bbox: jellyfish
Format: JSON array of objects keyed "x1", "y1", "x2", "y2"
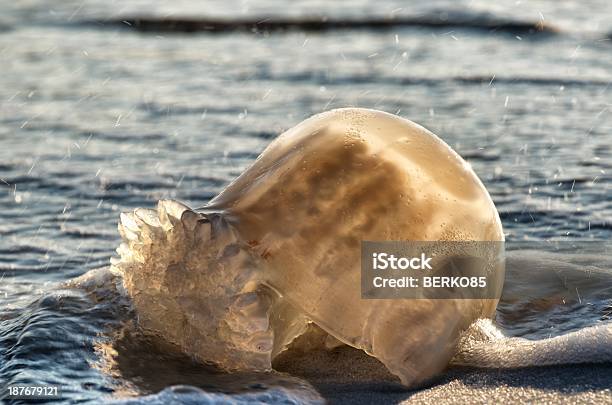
[{"x1": 110, "y1": 108, "x2": 504, "y2": 387}]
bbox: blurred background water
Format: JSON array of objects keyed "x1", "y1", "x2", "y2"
[{"x1": 0, "y1": 0, "x2": 611, "y2": 403}]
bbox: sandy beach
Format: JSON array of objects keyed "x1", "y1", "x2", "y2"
[{"x1": 275, "y1": 344, "x2": 612, "y2": 404}]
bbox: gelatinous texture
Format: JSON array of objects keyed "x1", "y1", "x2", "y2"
[{"x1": 111, "y1": 108, "x2": 504, "y2": 387}]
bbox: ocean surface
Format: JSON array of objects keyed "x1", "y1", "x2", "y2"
[{"x1": 1, "y1": 0, "x2": 611, "y2": 403}]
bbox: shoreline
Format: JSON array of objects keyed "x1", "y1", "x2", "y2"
[{"x1": 275, "y1": 345, "x2": 612, "y2": 404}]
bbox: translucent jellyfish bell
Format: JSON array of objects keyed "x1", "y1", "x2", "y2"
[{"x1": 112, "y1": 108, "x2": 504, "y2": 387}]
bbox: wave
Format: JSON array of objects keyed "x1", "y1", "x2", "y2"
[
  {"x1": 85, "y1": 15, "x2": 557, "y2": 36},
  {"x1": 107, "y1": 385, "x2": 323, "y2": 405},
  {"x1": 245, "y1": 71, "x2": 612, "y2": 88}
]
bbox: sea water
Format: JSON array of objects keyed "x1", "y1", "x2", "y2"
[{"x1": 1, "y1": 0, "x2": 611, "y2": 402}]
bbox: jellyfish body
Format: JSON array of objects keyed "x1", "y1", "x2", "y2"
[{"x1": 112, "y1": 108, "x2": 504, "y2": 387}]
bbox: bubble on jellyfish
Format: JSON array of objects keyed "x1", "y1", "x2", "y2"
[{"x1": 109, "y1": 108, "x2": 504, "y2": 387}]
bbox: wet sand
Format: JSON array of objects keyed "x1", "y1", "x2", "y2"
[{"x1": 275, "y1": 345, "x2": 612, "y2": 404}]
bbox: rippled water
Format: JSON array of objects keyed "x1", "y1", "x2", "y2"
[{"x1": 1, "y1": 0, "x2": 611, "y2": 402}]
